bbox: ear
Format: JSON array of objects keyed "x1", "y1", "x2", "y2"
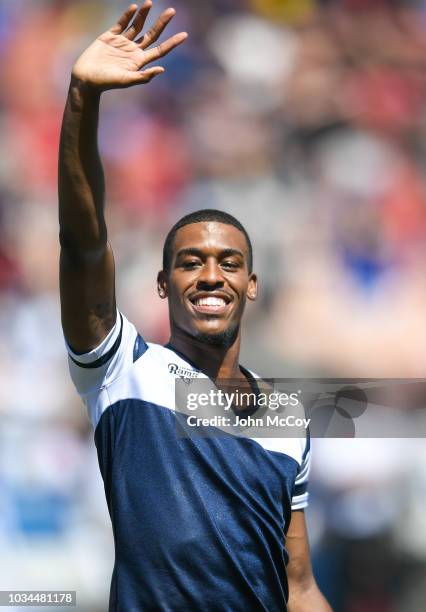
[
  {"x1": 247, "y1": 273, "x2": 258, "y2": 301},
  {"x1": 157, "y1": 270, "x2": 168, "y2": 299}
]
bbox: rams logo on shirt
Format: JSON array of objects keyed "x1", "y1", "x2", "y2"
[{"x1": 168, "y1": 363, "x2": 199, "y2": 385}]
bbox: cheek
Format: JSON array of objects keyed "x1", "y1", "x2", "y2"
[
  {"x1": 233, "y1": 280, "x2": 249, "y2": 299},
  {"x1": 168, "y1": 285, "x2": 190, "y2": 313},
  {"x1": 167, "y1": 278, "x2": 185, "y2": 298},
  {"x1": 237, "y1": 295, "x2": 247, "y2": 311},
  {"x1": 170, "y1": 273, "x2": 197, "y2": 294}
]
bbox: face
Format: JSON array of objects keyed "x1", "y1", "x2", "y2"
[{"x1": 158, "y1": 222, "x2": 257, "y2": 346}]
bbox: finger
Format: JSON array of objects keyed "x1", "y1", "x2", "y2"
[
  {"x1": 139, "y1": 7, "x2": 175, "y2": 50},
  {"x1": 142, "y1": 31, "x2": 188, "y2": 64},
  {"x1": 110, "y1": 4, "x2": 138, "y2": 34},
  {"x1": 123, "y1": 0, "x2": 152, "y2": 40},
  {"x1": 135, "y1": 66, "x2": 165, "y2": 82}
]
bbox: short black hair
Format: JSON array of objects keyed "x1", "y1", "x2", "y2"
[{"x1": 162, "y1": 209, "x2": 253, "y2": 274}]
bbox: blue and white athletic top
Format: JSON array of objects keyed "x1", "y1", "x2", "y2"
[{"x1": 66, "y1": 312, "x2": 310, "y2": 612}]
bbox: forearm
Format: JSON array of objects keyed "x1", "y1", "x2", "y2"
[
  {"x1": 58, "y1": 78, "x2": 106, "y2": 254},
  {"x1": 288, "y1": 581, "x2": 332, "y2": 612},
  {"x1": 57, "y1": 3, "x2": 186, "y2": 351},
  {"x1": 58, "y1": 3, "x2": 186, "y2": 255}
]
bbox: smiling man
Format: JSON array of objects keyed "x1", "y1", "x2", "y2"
[
  {"x1": 58, "y1": 3, "x2": 331, "y2": 611},
  {"x1": 159, "y1": 214, "x2": 257, "y2": 358}
]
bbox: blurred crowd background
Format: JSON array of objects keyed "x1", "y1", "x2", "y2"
[{"x1": 1, "y1": 0, "x2": 426, "y2": 610}]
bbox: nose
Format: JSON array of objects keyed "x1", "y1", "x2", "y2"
[{"x1": 196, "y1": 257, "x2": 224, "y2": 290}]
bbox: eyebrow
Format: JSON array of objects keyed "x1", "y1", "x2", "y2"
[{"x1": 175, "y1": 247, "x2": 245, "y2": 260}]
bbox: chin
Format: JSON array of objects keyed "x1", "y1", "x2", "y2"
[{"x1": 193, "y1": 325, "x2": 238, "y2": 347}]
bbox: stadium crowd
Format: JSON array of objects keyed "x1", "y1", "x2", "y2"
[{"x1": 1, "y1": 0, "x2": 426, "y2": 609}]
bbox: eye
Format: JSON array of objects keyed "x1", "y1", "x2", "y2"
[
  {"x1": 182, "y1": 260, "x2": 202, "y2": 270},
  {"x1": 221, "y1": 260, "x2": 239, "y2": 270}
]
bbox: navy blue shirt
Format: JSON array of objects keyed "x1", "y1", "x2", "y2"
[{"x1": 67, "y1": 312, "x2": 310, "y2": 612}]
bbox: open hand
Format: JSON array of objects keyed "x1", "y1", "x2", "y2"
[{"x1": 72, "y1": 2, "x2": 187, "y2": 90}]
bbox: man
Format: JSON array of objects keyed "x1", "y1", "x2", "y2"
[{"x1": 59, "y1": 3, "x2": 331, "y2": 610}]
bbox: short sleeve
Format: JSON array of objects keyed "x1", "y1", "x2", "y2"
[
  {"x1": 291, "y1": 434, "x2": 311, "y2": 511},
  {"x1": 65, "y1": 310, "x2": 147, "y2": 396}
]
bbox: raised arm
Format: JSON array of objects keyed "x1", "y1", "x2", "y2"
[{"x1": 58, "y1": 2, "x2": 187, "y2": 352}]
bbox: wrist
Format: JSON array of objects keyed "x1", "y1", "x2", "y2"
[
  {"x1": 70, "y1": 74, "x2": 101, "y2": 95},
  {"x1": 68, "y1": 76, "x2": 101, "y2": 109}
]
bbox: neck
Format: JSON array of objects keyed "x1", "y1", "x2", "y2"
[{"x1": 168, "y1": 326, "x2": 243, "y2": 381}]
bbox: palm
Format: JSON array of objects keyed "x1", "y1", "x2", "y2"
[
  {"x1": 74, "y1": 34, "x2": 147, "y2": 88},
  {"x1": 72, "y1": 2, "x2": 187, "y2": 90}
]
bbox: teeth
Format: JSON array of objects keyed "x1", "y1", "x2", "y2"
[{"x1": 195, "y1": 297, "x2": 226, "y2": 307}]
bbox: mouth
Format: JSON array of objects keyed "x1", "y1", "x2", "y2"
[{"x1": 189, "y1": 294, "x2": 232, "y2": 316}]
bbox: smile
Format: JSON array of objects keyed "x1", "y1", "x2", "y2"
[{"x1": 190, "y1": 295, "x2": 231, "y2": 315}]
